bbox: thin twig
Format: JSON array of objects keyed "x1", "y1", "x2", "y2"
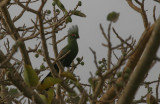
[{"x1": 153, "y1": 6, "x2": 156, "y2": 22}]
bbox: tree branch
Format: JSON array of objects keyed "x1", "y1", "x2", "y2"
[
  {"x1": 97, "y1": 23, "x2": 155, "y2": 104},
  {"x1": 117, "y1": 17, "x2": 160, "y2": 104}
]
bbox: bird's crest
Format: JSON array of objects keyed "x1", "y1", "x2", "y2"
[{"x1": 68, "y1": 25, "x2": 79, "y2": 36}]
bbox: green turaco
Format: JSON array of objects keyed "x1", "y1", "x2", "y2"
[{"x1": 45, "y1": 25, "x2": 79, "y2": 78}]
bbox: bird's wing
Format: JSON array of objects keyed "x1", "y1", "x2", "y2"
[{"x1": 57, "y1": 45, "x2": 71, "y2": 60}]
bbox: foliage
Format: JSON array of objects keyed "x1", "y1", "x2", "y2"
[
  {"x1": 24, "y1": 64, "x2": 39, "y2": 87},
  {"x1": 107, "y1": 11, "x2": 119, "y2": 23}
]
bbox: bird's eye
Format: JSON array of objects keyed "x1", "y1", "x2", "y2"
[{"x1": 71, "y1": 34, "x2": 76, "y2": 37}]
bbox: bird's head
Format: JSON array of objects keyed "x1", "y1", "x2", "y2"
[{"x1": 68, "y1": 25, "x2": 79, "y2": 40}]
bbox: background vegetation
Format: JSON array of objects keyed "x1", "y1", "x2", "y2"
[{"x1": 0, "y1": 0, "x2": 160, "y2": 104}]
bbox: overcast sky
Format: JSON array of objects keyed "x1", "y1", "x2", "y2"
[{"x1": 0, "y1": 0, "x2": 160, "y2": 101}]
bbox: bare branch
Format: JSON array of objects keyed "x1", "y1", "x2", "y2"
[
  {"x1": 14, "y1": 0, "x2": 38, "y2": 14},
  {"x1": 117, "y1": 17, "x2": 160, "y2": 104},
  {"x1": 153, "y1": 6, "x2": 156, "y2": 22}
]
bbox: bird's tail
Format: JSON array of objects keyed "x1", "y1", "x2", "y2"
[{"x1": 41, "y1": 64, "x2": 59, "y2": 83}]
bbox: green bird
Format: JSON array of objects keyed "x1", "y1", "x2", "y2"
[{"x1": 44, "y1": 25, "x2": 79, "y2": 79}]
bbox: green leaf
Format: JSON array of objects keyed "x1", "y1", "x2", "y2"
[
  {"x1": 35, "y1": 54, "x2": 39, "y2": 58},
  {"x1": 39, "y1": 94, "x2": 48, "y2": 104},
  {"x1": 40, "y1": 64, "x2": 45, "y2": 70},
  {"x1": 80, "y1": 61, "x2": 84, "y2": 66},
  {"x1": 65, "y1": 11, "x2": 72, "y2": 23},
  {"x1": 71, "y1": 10, "x2": 86, "y2": 17},
  {"x1": 38, "y1": 49, "x2": 42, "y2": 53},
  {"x1": 60, "y1": 72, "x2": 77, "y2": 81},
  {"x1": 0, "y1": 34, "x2": 4, "y2": 40},
  {"x1": 53, "y1": 0, "x2": 73, "y2": 23},
  {"x1": 46, "y1": 10, "x2": 51, "y2": 14},
  {"x1": 23, "y1": 64, "x2": 39, "y2": 87},
  {"x1": 74, "y1": 80, "x2": 81, "y2": 88},
  {"x1": 66, "y1": 16, "x2": 72, "y2": 23},
  {"x1": 78, "y1": 1, "x2": 82, "y2": 6},
  {"x1": 54, "y1": 0, "x2": 67, "y2": 13},
  {"x1": 76, "y1": 57, "x2": 81, "y2": 62},
  {"x1": 146, "y1": 93, "x2": 158, "y2": 104},
  {"x1": 117, "y1": 72, "x2": 122, "y2": 78},
  {"x1": 38, "y1": 77, "x2": 62, "y2": 90},
  {"x1": 107, "y1": 11, "x2": 120, "y2": 23},
  {"x1": 47, "y1": 88, "x2": 54, "y2": 104},
  {"x1": 88, "y1": 77, "x2": 92, "y2": 85},
  {"x1": 8, "y1": 88, "x2": 21, "y2": 98}
]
